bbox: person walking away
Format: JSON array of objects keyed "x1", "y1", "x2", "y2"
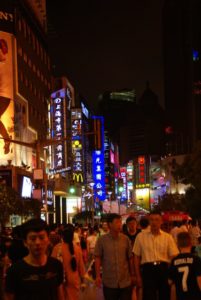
[
  {"x1": 80, "y1": 229, "x2": 88, "y2": 265},
  {"x1": 139, "y1": 217, "x2": 149, "y2": 232},
  {"x1": 94, "y1": 213, "x2": 134, "y2": 300},
  {"x1": 168, "y1": 232, "x2": 201, "y2": 300},
  {"x1": 4, "y1": 218, "x2": 64, "y2": 300},
  {"x1": 133, "y1": 210, "x2": 179, "y2": 300},
  {"x1": 87, "y1": 228, "x2": 98, "y2": 264},
  {"x1": 52, "y1": 224, "x2": 85, "y2": 300}
]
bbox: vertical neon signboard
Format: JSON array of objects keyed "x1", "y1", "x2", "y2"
[
  {"x1": 50, "y1": 88, "x2": 70, "y2": 171},
  {"x1": 51, "y1": 91, "x2": 65, "y2": 170},
  {"x1": 120, "y1": 167, "x2": 127, "y2": 201},
  {"x1": 92, "y1": 116, "x2": 106, "y2": 201},
  {"x1": 71, "y1": 109, "x2": 83, "y2": 183}
]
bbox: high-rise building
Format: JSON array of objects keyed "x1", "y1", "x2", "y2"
[
  {"x1": 163, "y1": 0, "x2": 201, "y2": 154},
  {"x1": 0, "y1": 0, "x2": 52, "y2": 224},
  {"x1": 98, "y1": 86, "x2": 166, "y2": 164},
  {"x1": 0, "y1": 0, "x2": 51, "y2": 168}
]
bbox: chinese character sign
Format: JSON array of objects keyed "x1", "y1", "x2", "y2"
[
  {"x1": 50, "y1": 89, "x2": 69, "y2": 170},
  {"x1": 137, "y1": 156, "x2": 147, "y2": 184},
  {"x1": 92, "y1": 116, "x2": 105, "y2": 201},
  {"x1": 120, "y1": 167, "x2": 127, "y2": 201},
  {"x1": 71, "y1": 109, "x2": 83, "y2": 182}
]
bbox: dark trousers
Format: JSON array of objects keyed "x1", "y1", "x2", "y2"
[
  {"x1": 141, "y1": 263, "x2": 170, "y2": 300},
  {"x1": 103, "y1": 285, "x2": 133, "y2": 300}
]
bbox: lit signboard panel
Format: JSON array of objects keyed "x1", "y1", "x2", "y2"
[
  {"x1": 120, "y1": 167, "x2": 127, "y2": 201},
  {"x1": 50, "y1": 88, "x2": 70, "y2": 172},
  {"x1": 92, "y1": 116, "x2": 106, "y2": 201},
  {"x1": 134, "y1": 156, "x2": 149, "y2": 186},
  {"x1": 136, "y1": 188, "x2": 150, "y2": 210},
  {"x1": 0, "y1": 31, "x2": 14, "y2": 162},
  {"x1": 71, "y1": 109, "x2": 83, "y2": 183}
]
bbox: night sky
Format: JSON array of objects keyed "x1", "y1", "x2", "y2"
[{"x1": 47, "y1": 0, "x2": 165, "y2": 111}]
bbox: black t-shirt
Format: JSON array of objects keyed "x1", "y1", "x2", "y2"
[
  {"x1": 126, "y1": 229, "x2": 141, "y2": 247},
  {"x1": 168, "y1": 253, "x2": 201, "y2": 300},
  {"x1": 80, "y1": 236, "x2": 87, "y2": 250},
  {"x1": 5, "y1": 257, "x2": 63, "y2": 300},
  {"x1": 8, "y1": 239, "x2": 29, "y2": 263}
]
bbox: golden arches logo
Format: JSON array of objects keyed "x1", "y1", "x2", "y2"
[{"x1": 73, "y1": 173, "x2": 83, "y2": 183}]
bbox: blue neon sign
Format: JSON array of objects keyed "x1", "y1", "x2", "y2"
[{"x1": 92, "y1": 116, "x2": 106, "y2": 201}]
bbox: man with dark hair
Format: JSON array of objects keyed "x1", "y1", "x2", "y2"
[
  {"x1": 168, "y1": 232, "x2": 201, "y2": 300},
  {"x1": 4, "y1": 218, "x2": 64, "y2": 300},
  {"x1": 125, "y1": 216, "x2": 140, "y2": 247},
  {"x1": 139, "y1": 217, "x2": 149, "y2": 231},
  {"x1": 133, "y1": 211, "x2": 178, "y2": 300},
  {"x1": 94, "y1": 213, "x2": 134, "y2": 300}
]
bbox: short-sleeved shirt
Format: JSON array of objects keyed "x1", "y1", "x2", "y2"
[
  {"x1": 94, "y1": 232, "x2": 132, "y2": 288},
  {"x1": 5, "y1": 257, "x2": 63, "y2": 300},
  {"x1": 168, "y1": 253, "x2": 201, "y2": 300},
  {"x1": 133, "y1": 229, "x2": 179, "y2": 264}
]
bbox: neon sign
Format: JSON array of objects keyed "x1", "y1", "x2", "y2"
[
  {"x1": 51, "y1": 90, "x2": 65, "y2": 170},
  {"x1": 138, "y1": 156, "x2": 146, "y2": 184},
  {"x1": 71, "y1": 109, "x2": 83, "y2": 182},
  {"x1": 73, "y1": 173, "x2": 83, "y2": 183},
  {"x1": 120, "y1": 167, "x2": 127, "y2": 201},
  {"x1": 92, "y1": 116, "x2": 105, "y2": 201}
]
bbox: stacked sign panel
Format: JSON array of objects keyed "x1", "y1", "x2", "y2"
[{"x1": 92, "y1": 116, "x2": 106, "y2": 201}]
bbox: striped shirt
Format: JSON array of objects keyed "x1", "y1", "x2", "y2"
[{"x1": 133, "y1": 229, "x2": 179, "y2": 264}]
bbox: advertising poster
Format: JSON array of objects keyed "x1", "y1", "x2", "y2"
[
  {"x1": 135, "y1": 188, "x2": 150, "y2": 211},
  {"x1": 0, "y1": 31, "x2": 14, "y2": 160}
]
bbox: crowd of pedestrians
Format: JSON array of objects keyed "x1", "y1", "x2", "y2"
[{"x1": 0, "y1": 212, "x2": 200, "y2": 300}]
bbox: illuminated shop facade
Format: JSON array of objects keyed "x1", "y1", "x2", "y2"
[{"x1": 0, "y1": 0, "x2": 52, "y2": 225}]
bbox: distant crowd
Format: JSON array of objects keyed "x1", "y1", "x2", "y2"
[{"x1": 0, "y1": 212, "x2": 201, "y2": 300}]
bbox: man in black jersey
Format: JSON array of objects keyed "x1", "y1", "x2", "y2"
[
  {"x1": 168, "y1": 232, "x2": 201, "y2": 300},
  {"x1": 4, "y1": 219, "x2": 64, "y2": 300}
]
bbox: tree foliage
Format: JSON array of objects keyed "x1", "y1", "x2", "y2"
[
  {"x1": 155, "y1": 193, "x2": 186, "y2": 212},
  {"x1": 170, "y1": 141, "x2": 201, "y2": 218},
  {"x1": 0, "y1": 183, "x2": 42, "y2": 226}
]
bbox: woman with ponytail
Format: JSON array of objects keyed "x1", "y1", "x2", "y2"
[{"x1": 52, "y1": 224, "x2": 85, "y2": 300}]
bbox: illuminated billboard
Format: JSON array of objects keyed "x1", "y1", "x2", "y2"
[
  {"x1": 92, "y1": 116, "x2": 106, "y2": 201},
  {"x1": 120, "y1": 167, "x2": 127, "y2": 201},
  {"x1": 0, "y1": 31, "x2": 14, "y2": 161},
  {"x1": 0, "y1": 1, "x2": 14, "y2": 34},
  {"x1": 50, "y1": 88, "x2": 71, "y2": 172},
  {"x1": 136, "y1": 188, "x2": 150, "y2": 210},
  {"x1": 71, "y1": 109, "x2": 83, "y2": 183},
  {"x1": 134, "y1": 156, "x2": 150, "y2": 187}
]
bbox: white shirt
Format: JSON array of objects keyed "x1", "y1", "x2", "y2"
[
  {"x1": 133, "y1": 228, "x2": 179, "y2": 264},
  {"x1": 170, "y1": 226, "x2": 181, "y2": 242}
]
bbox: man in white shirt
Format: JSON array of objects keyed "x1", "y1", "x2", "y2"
[{"x1": 133, "y1": 211, "x2": 178, "y2": 300}]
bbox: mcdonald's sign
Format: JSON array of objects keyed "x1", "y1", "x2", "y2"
[{"x1": 73, "y1": 173, "x2": 83, "y2": 183}]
